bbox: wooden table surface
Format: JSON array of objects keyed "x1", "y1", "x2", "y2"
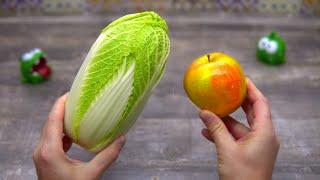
[{"x1": 0, "y1": 15, "x2": 319, "y2": 180}]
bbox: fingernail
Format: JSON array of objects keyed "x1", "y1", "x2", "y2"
[
  {"x1": 115, "y1": 135, "x2": 126, "y2": 146},
  {"x1": 199, "y1": 111, "x2": 215, "y2": 125}
]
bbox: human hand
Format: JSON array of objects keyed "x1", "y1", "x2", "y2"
[
  {"x1": 199, "y1": 78, "x2": 280, "y2": 180},
  {"x1": 33, "y1": 94, "x2": 126, "y2": 180}
]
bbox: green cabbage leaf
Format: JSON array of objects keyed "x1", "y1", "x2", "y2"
[{"x1": 64, "y1": 11, "x2": 170, "y2": 152}]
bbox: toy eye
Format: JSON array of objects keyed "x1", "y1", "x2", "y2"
[
  {"x1": 258, "y1": 37, "x2": 269, "y2": 50},
  {"x1": 33, "y1": 48, "x2": 41, "y2": 54},
  {"x1": 22, "y1": 52, "x2": 33, "y2": 61},
  {"x1": 266, "y1": 41, "x2": 278, "y2": 54}
]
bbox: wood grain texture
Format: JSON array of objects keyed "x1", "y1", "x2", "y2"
[{"x1": 0, "y1": 15, "x2": 319, "y2": 180}]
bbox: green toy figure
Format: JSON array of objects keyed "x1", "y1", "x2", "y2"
[
  {"x1": 257, "y1": 31, "x2": 286, "y2": 65},
  {"x1": 20, "y1": 48, "x2": 52, "y2": 84}
]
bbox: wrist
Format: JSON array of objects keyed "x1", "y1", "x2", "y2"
[
  {"x1": 248, "y1": 171, "x2": 271, "y2": 180},
  {"x1": 220, "y1": 167, "x2": 272, "y2": 180}
]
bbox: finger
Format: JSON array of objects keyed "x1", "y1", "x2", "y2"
[
  {"x1": 242, "y1": 78, "x2": 271, "y2": 130},
  {"x1": 241, "y1": 78, "x2": 261, "y2": 126},
  {"x1": 88, "y1": 135, "x2": 126, "y2": 175},
  {"x1": 201, "y1": 128, "x2": 214, "y2": 143},
  {"x1": 62, "y1": 135, "x2": 72, "y2": 152},
  {"x1": 199, "y1": 110, "x2": 235, "y2": 149},
  {"x1": 42, "y1": 93, "x2": 68, "y2": 144},
  {"x1": 241, "y1": 96, "x2": 254, "y2": 125},
  {"x1": 222, "y1": 116, "x2": 250, "y2": 140}
]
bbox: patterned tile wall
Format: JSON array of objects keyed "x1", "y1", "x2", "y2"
[{"x1": 0, "y1": 0, "x2": 319, "y2": 16}]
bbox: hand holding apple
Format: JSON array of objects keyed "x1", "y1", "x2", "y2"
[{"x1": 183, "y1": 52, "x2": 247, "y2": 117}]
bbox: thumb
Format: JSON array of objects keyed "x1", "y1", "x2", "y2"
[
  {"x1": 199, "y1": 110, "x2": 235, "y2": 149},
  {"x1": 88, "y1": 135, "x2": 126, "y2": 176}
]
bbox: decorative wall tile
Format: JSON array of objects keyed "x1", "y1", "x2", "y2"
[
  {"x1": 42, "y1": 0, "x2": 85, "y2": 14},
  {"x1": 1, "y1": 0, "x2": 42, "y2": 15},
  {"x1": 172, "y1": 0, "x2": 192, "y2": 11},
  {"x1": 257, "y1": 0, "x2": 302, "y2": 14},
  {"x1": 216, "y1": 0, "x2": 257, "y2": 12},
  {"x1": 172, "y1": 0, "x2": 215, "y2": 12},
  {"x1": 86, "y1": 0, "x2": 171, "y2": 13},
  {"x1": 86, "y1": 0, "x2": 119, "y2": 13},
  {"x1": 300, "y1": 0, "x2": 320, "y2": 15}
]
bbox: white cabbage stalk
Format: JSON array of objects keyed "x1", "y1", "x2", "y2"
[{"x1": 64, "y1": 12, "x2": 170, "y2": 152}]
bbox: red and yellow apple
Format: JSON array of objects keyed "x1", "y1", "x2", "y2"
[{"x1": 183, "y1": 52, "x2": 247, "y2": 117}]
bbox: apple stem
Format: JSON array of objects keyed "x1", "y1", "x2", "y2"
[{"x1": 207, "y1": 54, "x2": 215, "y2": 62}]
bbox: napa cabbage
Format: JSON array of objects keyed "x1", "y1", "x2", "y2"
[{"x1": 64, "y1": 11, "x2": 170, "y2": 152}]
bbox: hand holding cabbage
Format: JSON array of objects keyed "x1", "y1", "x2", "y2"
[
  {"x1": 33, "y1": 94, "x2": 126, "y2": 180},
  {"x1": 64, "y1": 12, "x2": 170, "y2": 152}
]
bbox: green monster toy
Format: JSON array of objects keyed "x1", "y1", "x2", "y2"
[
  {"x1": 20, "y1": 48, "x2": 52, "y2": 84},
  {"x1": 257, "y1": 31, "x2": 286, "y2": 65}
]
